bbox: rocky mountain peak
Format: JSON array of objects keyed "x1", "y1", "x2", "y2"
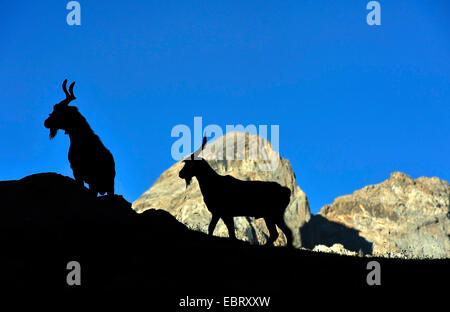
[{"x1": 318, "y1": 172, "x2": 450, "y2": 258}]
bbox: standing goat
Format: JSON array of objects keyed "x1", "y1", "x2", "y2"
[
  {"x1": 178, "y1": 135, "x2": 293, "y2": 247},
  {"x1": 44, "y1": 79, "x2": 115, "y2": 196}
]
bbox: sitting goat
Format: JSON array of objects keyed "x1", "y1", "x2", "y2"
[
  {"x1": 44, "y1": 79, "x2": 115, "y2": 196},
  {"x1": 179, "y1": 135, "x2": 293, "y2": 247}
]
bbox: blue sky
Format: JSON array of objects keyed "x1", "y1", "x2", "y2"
[{"x1": 0, "y1": 1, "x2": 448, "y2": 214}]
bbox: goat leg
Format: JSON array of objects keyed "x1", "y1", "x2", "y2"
[
  {"x1": 276, "y1": 218, "x2": 293, "y2": 248},
  {"x1": 72, "y1": 169, "x2": 84, "y2": 188},
  {"x1": 88, "y1": 184, "x2": 98, "y2": 198},
  {"x1": 208, "y1": 214, "x2": 219, "y2": 236},
  {"x1": 264, "y1": 219, "x2": 279, "y2": 246},
  {"x1": 222, "y1": 216, "x2": 236, "y2": 240}
]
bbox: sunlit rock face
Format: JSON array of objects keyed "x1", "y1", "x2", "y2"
[{"x1": 319, "y1": 172, "x2": 450, "y2": 258}]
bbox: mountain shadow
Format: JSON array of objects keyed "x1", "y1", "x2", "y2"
[{"x1": 300, "y1": 214, "x2": 373, "y2": 255}]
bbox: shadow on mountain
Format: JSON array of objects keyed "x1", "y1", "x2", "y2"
[
  {"x1": 0, "y1": 173, "x2": 446, "y2": 298},
  {"x1": 300, "y1": 215, "x2": 373, "y2": 255}
]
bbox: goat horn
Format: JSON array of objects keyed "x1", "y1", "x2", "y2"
[
  {"x1": 193, "y1": 133, "x2": 207, "y2": 159},
  {"x1": 202, "y1": 133, "x2": 207, "y2": 149},
  {"x1": 62, "y1": 79, "x2": 70, "y2": 99},
  {"x1": 68, "y1": 81, "x2": 76, "y2": 99}
]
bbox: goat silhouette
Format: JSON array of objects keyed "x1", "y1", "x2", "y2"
[
  {"x1": 179, "y1": 135, "x2": 293, "y2": 247},
  {"x1": 44, "y1": 79, "x2": 115, "y2": 196}
]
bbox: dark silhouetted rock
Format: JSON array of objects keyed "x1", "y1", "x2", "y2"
[{"x1": 0, "y1": 172, "x2": 447, "y2": 295}]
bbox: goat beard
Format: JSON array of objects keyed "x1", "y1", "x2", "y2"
[
  {"x1": 49, "y1": 128, "x2": 58, "y2": 139},
  {"x1": 184, "y1": 177, "x2": 192, "y2": 189}
]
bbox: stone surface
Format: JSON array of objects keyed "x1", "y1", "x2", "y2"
[
  {"x1": 312, "y1": 244, "x2": 357, "y2": 256},
  {"x1": 318, "y1": 172, "x2": 450, "y2": 258},
  {"x1": 133, "y1": 132, "x2": 311, "y2": 247}
]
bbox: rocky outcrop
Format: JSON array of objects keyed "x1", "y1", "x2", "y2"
[
  {"x1": 317, "y1": 172, "x2": 450, "y2": 258},
  {"x1": 133, "y1": 132, "x2": 311, "y2": 247},
  {"x1": 312, "y1": 244, "x2": 358, "y2": 256}
]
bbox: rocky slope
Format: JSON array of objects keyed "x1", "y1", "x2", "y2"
[
  {"x1": 317, "y1": 172, "x2": 450, "y2": 258},
  {"x1": 133, "y1": 132, "x2": 311, "y2": 247}
]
